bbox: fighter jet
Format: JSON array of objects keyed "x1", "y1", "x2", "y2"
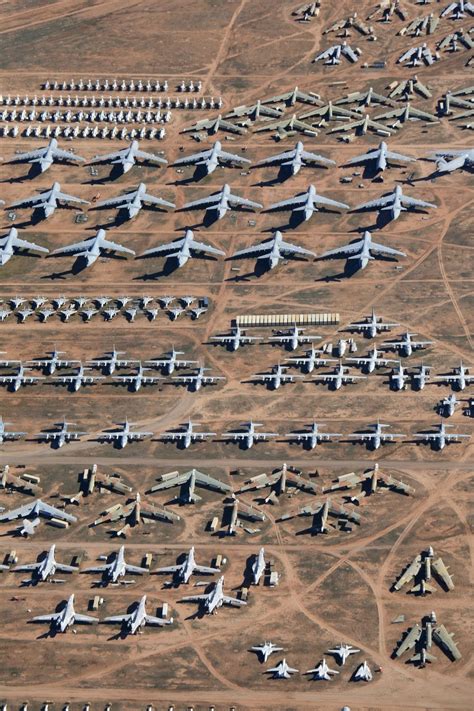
[
  {"x1": 31, "y1": 594, "x2": 98, "y2": 633},
  {"x1": 182, "y1": 184, "x2": 262, "y2": 220},
  {"x1": 279, "y1": 498, "x2": 360, "y2": 535},
  {"x1": 113, "y1": 362, "x2": 164, "y2": 392},
  {"x1": 349, "y1": 422, "x2": 406, "y2": 450},
  {"x1": 89, "y1": 140, "x2": 167, "y2": 174},
  {"x1": 325, "y1": 463, "x2": 415, "y2": 499},
  {"x1": 265, "y1": 659, "x2": 299, "y2": 679},
  {"x1": 37, "y1": 420, "x2": 88, "y2": 448},
  {"x1": 394, "y1": 547, "x2": 454, "y2": 594},
  {"x1": 411, "y1": 363, "x2": 432, "y2": 390},
  {"x1": 157, "y1": 422, "x2": 217, "y2": 451},
  {"x1": 0, "y1": 227, "x2": 49, "y2": 266},
  {"x1": 83, "y1": 545, "x2": 148, "y2": 584},
  {"x1": 103, "y1": 595, "x2": 172, "y2": 634},
  {"x1": 90, "y1": 492, "x2": 179, "y2": 537},
  {"x1": 100, "y1": 420, "x2": 153, "y2": 449},
  {"x1": 253, "y1": 363, "x2": 304, "y2": 390},
  {"x1": 328, "y1": 643, "x2": 360, "y2": 665},
  {"x1": 414, "y1": 422, "x2": 470, "y2": 450},
  {"x1": 344, "y1": 141, "x2": 415, "y2": 173},
  {"x1": 398, "y1": 43, "x2": 437, "y2": 66},
  {"x1": 256, "y1": 141, "x2": 334, "y2": 176},
  {"x1": 313, "y1": 361, "x2": 367, "y2": 390},
  {"x1": 27, "y1": 349, "x2": 78, "y2": 375},
  {"x1": 313, "y1": 42, "x2": 360, "y2": 64},
  {"x1": 181, "y1": 114, "x2": 246, "y2": 135},
  {"x1": 319, "y1": 231, "x2": 406, "y2": 272},
  {"x1": 13, "y1": 544, "x2": 78, "y2": 583},
  {"x1": 433, "y1": 362, "x2": 474, "y2": 390},
  {"x1": 351, "y1": 185, "x2": 436, "y2": 222},
  {"x1": 261, "y1": 86, "x2": 322, "y2": 107},
  {"x1": 155, "y1": 546, "x2": 220, "y2": 585},
  {"x1": 0, "y1": 363, "x2": 42, "y2": 392},
  {"x1": 353, "y1": 661, "x2": 373, "y2": 681},
  {"x1": 390, "y1": 361, "x2": 408, "y2": 390},
  {"x1": 381, "y1": 332, "x2": 433, "y2": 357},
  {"x1": 0, "y1": 416, "x2": 26, "y2": 443},
  {"x1": 179, "y1": 575, "x2": 246, "y2": 615},
  {"x1": 268, "y1": 324, "x2": 321, "y2": 351},
  {"x1": 50, "y1": 228, "x2": 135, "y2": 269},
  {"x1": 440, "y1": 1, "x2": 474, "y2": 20},
  {"x1": 429, "y1": 148, "x2": 474, "y2": 174},
  {"x1": 10, "y1": 182, "x2": 89, "y2": 219},
  {"x1": 226, "y1": 421, "x2": 279, "y2": 449},
  {"x1": 147, "y1": 467, "x2": 230, "y2": 502},
  {"x1": 139, "y1": 228, "x2": 225, "y2": 268},
  {"x1": 10, "y1": 138, "x2": 85, "y2": 173},
  {"x1": 231, "y1": 230, "x2": 315, "y2": 270},
  {"x1": 251, "y1": 641, "x2": 285, "y2": 663},
  {"x1": 304, "y1": 658, "x2": 339, "y2": 680},
  {"x1": 267, "y1": 184, "x2": 349, "y2": 221},
  {"x1": 210, "y1": 325, "x2": 260, "y2": 351},
  {"x1": 0, "y1": 307, "x2": 11, "y2": 322},
  {"x1": 172, "y1": 140, "x2": 250, "y2": 175},
  {"x1": 286, "y1": 422, "x2": 342, "y2": 449},
  {"x1": 0, "y1": 499, "x2": 77, "y2": 525},
  {"x1": 238, "y1": 462, "x2": 318, "y2": 499},
  {"x1": 172, "y1": 365, "x2": 225, "y2": 392},
  {"x1": 53, "y1": 364, "x2": 105, "y2": 392},
  {"x1": 93, "y1": 183, "x2": 175, "y2": 220},
  {"x1": 87, "y1": 347, "x2": 137, "y2": 375}
]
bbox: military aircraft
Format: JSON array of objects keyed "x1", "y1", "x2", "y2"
[
  {"x1": 285, "y1": 344, "x2": 330, "y2": 372},
  {"x1": 238, "y1": 462, "x2": 317, "y2": 499},
  {"x1": 433, "y1": 623, "x2": 462, "y2": 661},
  {"x1": 254, "y1": 113, "x2": 318, "y2": 136},
  {"x1": 93, "y1": 183, "x2": 175, "y2": 220},
  {"x1": 0, "y1": 498, "x2": 77, "y2": 525},
  {"x1": 381, "y1": 332, "x2": 433, "y2": 357},
  {"x1": 285, "y1": 422, "x2": 342, "y2": 449},
  {"x1": 100, "y1": 420, "x2": 153, "y2": 449},
  {"x1": 10, "y1": 182, "x2": 89, "y2": 219},
  {"x1": 104, "y1": 595, "x2": 173, "y2": 634},
  {"x1": 253, "y1": 362, "x2": 304, "y2": 390},
  {"x1": 50, "y1": 228, "x2": 135, "y2": 269},
  {"x1": 231, "y1": 230, "x2": 316, "y2": 270},
  {"x1": 31, "y1": 594, "x2": 98, "y2": 633},
  {"x1": 13, "y1": 544, "x2": 77, "y2": 583},
  {"x1": 157, "y1": 422, "x2": 217, "y2": 451},
  {"x1": 250, "y1": 641, "x2": 285, "y2": 663},
  {"x1": 172, "y1": 140, "x2": 250, "y2": 175},
  {"x1": 224, "y1": 100, "x2": 284, "y2": 122},
  {"x1": 182, "y1": 183, "x2": 262, "y2": 220},
  {"x1": 313, "y1": 361, "x2": 367, "y2": 390},
  {"x1": 147, "y1": 466, "x2": 230, "y2": 502},
  {"x1": 394, "y1": 546, "x2": 454, "y2": 595},
  {"x1": 10, "y1": 138, "x2": 85, "y2": 172},
  {"x1": 0, "y1": 465, "x2": 40, "y2": 495},
  {"x1": 335, "y1": 87, "x2": 396, "y2": 108},
  {"x1": 37, "y1": 419, "x2": 88, "y2": 448},
  {"x1": 298, "y1": 101, "x2": 363, "y2": 123},
  {"x1": 267, "y1": 184, "x2": 349, "y2": 221},
  {"x1": 440, "y1": 1, "x2": 473, "y2": 21},
  {"x1": 320, "y1": 230, "x2": 406, "y2": 271},
  {"x1": 0, "y1": 308, "x2": 11, "y2": 321},
  {"x1": 395, "y1": 613, "x2": 461, "y2": 664},
  {"x1": 304, "y1": 658, "x2": 339, "y2": 680},
  {"x1": 0, "y1": 227, "x2": 49, "y2": 266},
  {"x1": 349, "y1": 422, "x2": 406, "y2": 450},
  {"x1": 172, "y1": 365, "x2": 225, "y2": 392},
  {"x1": 346, "y1": 346, "x2": 398, "y2": 373},
  {"x1": 265, "y1": 659, "x2": 299, "y2": 679},
  {"x1": 90, "y1": 492, "x2": 179, "y2": 537},
  {"x1": 328, "y1": 113, "x2": 393, "y2": 137},
  {"x1": 438, "y1": 393, "x2": 458, "y2": 417},
  {"x1": 375, "y1": 102, "x2": 438, "y2": 124},
  {"x1": 261, "y1": 86, "x2": 322, "y2": 107},
  {"x1": 145, "y1": 347, "x2": 198, "y2": 375},
  {"x1": 414, "y1": 422, "x2": 470, "y2": 450},
  {"x1": 27, "y1": 349, "x2": 78, "y2": 375},
  {"x1": 325, "y1": 463, "x2": 415, "y2": 499},
  {"x1": 411, "y1": 363, "x2": 432, "y2": 390},
  {"x1": 210, "y1": 325, "x2": 260, "y2": 351},
  {"x1": 224, "y1": 497, "x2": 267, "y2": 535},
  {"x1": 250, "y1": 547, "x2": 266, "y2": 585},
  {"x1": 268, "y1": 324, "x2": 321, "y2": 351},
  {"x1": 328, "y1": 643, "x2": 360, "y2": 665},
  {"x1": 430, "y1": 148, "x2": 474, "y2": 174},
  {"x1": 155, "y1": 546, "x2": 220, "y2": 585},
  {"x1": 179, "y1": 575, "x2": 246, "y2": 614},
  {"x1": 313, "y1": 42, "x2": 360, "y2": 64},
  {"x1": 90, "y1": 140, "x2": 167, "y2": 173},
  {"x1": 139, "y1": 228, "x2": 225, "y2": 268},
  {"x1": 351, "y1": 185, "x2": 436, "y2": 222},
  {"x1": 353, "y1": 661, "x2": 373, "y2": 681},
  {"x1": 226, "y1": 421, "x2": 279, "y2": 448},
  {"x1": 0, "y1": 416, "x2": 26, "y2": 443},
  {"x1": 345, "y1": 141, "x2": 415, "y2": 173},
  {"x1": 87, "y1": 347, "x2": 137, "y2": 375},
  {"x1": 256, "y1": 141, "x2": 334, "y2": 176},
  {"x1": 0, "y1": 363, "x2": 43, "y2": 392},
  {"x1": 398, "y1": 43, "x2": 437, "y2": 66},
  {"x1": 83, "y1": 545, "x2": 148, "y2": 584},
  {"x1": 279, "y1": 498, "x2": 360, "y2": 534},
  {"x1": 53, "y1": 364, "x2": 105, "y2": 392},
  {"x1": 433, "y1": 361, "x2": 473, "y2": 390},
  {"x1": 390, "y1": 361, "x2": 408, "y2": 391},
  {"x1": 113, "y1": 362, "x2": 164, "y2": 392},
  {"x1": 388, "y1": 75, "x2": 431, "y2": 100},
  {"x1": 181, "y1": 114, "x2": 246, "y2": 135}
]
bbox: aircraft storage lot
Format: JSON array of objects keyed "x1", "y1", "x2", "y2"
[{"x1": 0, "y1": 1, "x2": 473, "y2": 710}]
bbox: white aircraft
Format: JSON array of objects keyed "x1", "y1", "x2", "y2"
[
  {"x1": 254, "y1": 363, "x2": 304, "y2": 390},
  {"x1": 155, "y1": 546, "x2": 220, "y2": 584},
  {"x1": 13, "y1": 544, "x2": 77, "y2": 583},
  {"x1": 434, "y1": 361, "x2": 473, "y2": 390},
  {"x1": 320, "y1": 230, "x2": 406, "y2": 271},
  {"x1": 139, "y1": 228, "x2": 225, "y2": 268},
  {"x1": 145, "y1": 347, "x2": 198, "y2": 374},
  {"x1": 101, "y1": 419, "x2": 153, "y2": 448},
  {"x1": 328, "y1": 643, "x2": 360, "y2": 665},
  {"x1": 83, "y1": 546, "x2": 148, "y2": 584},
  {"x1": 251, "y1": 547, "x2": 266, "y2": 585},
  {"x1": 50, "y1": 228, "x2": 135, "y2": 269},
  {"x1": 0, "y1": 363, "x2": 42, "y2": 392},
  {"x1": 412, "y1": 363, "x2": 432, "y2": 390},
  {"x1": 430, "y1": 148, "x2": 474, "y2": 174},
  {"x1": 415, "y1": 422, "x2": 470, "y2": 450},
  {"x1": 313, "y1": 41, "x2": 359, "y2": 64},
  {"x1": 286, "y1": 421, "x2": 342, "y2": 449},
  {"x1": 381, "y1": 332, "x2": 433, "y2": 357},
  {"x1": 285, "y1": 344, "x2": 329, "y2": 372},
  {"x1": 180, "y1": 575, "x2": 246, "y2": 614},
  {"x1": 353, "y1": 660, "x2": 373, "y2": 681},
  {"x1": 87, "y1": 347, "x2": 137, "y2": 375},
  {"x1": 257, "y1": 141, "x2": 335, "y2": 176},
  {"x1": 314, "y1": 361, "x2": 367, "y2": 390},
  {"x1": 158, "y1": 422, "x2": 217, "y2": 450},
  {"x1": 210, "y1": 325, "x2": 260, "y2": 351},
  {"x1": 269, "y1": 324, "x2": 321, "y2": 351},
  {"x1": 37, "y1": 419, "x2": 88, "y2": 447},
  {"x1": 346, "y1": 346, "x2": 398, "y2": 373},
  {"x1": 53, "y1": 364, "x2": 105, "y2": 392},
  {"x1": 0, "y1": 227, "x2": 49, "y2": 266},
  {"x1": 172, "y1": 365, "x2": 225, "y2": 392},
  {"x1": 304, "y1": 658, "x2": 339, "y2": 680},
  {"x1": 441, "y1": 1, "x2": 474, "y2": 20},
  {"x1": 113, "y1": 362, "x2": 164, "y2": 392},
  {"x1": 231, "y1": 230, "x2": 316, "y2": 270},
  {"x1": 349, "y1": 422, "x2": 406, "y2": 450},
  {"x1": 32, "y1": 594, "x2": 98, "y2": 633},
  {"x1": 0, "y1": 498, "x2": 77, "y2": 525},
  {"x1": 345, "y1": 141, "x2": 415, "y2": 173},
  {"x1": 27, "y1": 349, "x2": 78, "y2": 375},
  {"x1": 11, "y1": 138, "x2": 85, "y2": 172},
  {"x1": 226, "y1": 421, "x2": 279, "y2": 448},
  {"x1": 346, "y1": 308, "x2": 400, "y2": 338},
  {"x1": 352, "y1": 185, "x2": 436, "y2": 222},
  {"x1": 94, "y1": 183, "x2": 175, "y2": 220},
  {"x1": 250, "y1": 642, "x2": 285, "y2": 663},
  {"x1": 10, "y1": 182, "x2": 89, "y2": 218},
  {"x1": 90, "y1": 140, "x2": 168, "y2": 173},
  {"x1": 267, "y1": 184, "x2": 349, "y2": 221},
  {"x1": 265, "y1": 659, "x2": 299, "y2": 679},
  {"x1": 439, "y1": 393, "x2": 458, "y2": 417},
  {"x1": 390, "y1": 361, "x2": 408, "y2": 390},
  {"x1": 182, "y1": 183, "x2": 262, "y2": 220},
  {"x1": 0, "y1": 415, "x2": 26, "y2": 442},
  {"x1": 172, "y1": 140, "x2": 250, "y2": 175},
  {"x1": 103, "y1": 594, "x2": 173, "y2": 634}
]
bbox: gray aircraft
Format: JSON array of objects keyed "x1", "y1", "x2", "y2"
[
  {"x1": 390, "y1": 361, "x2": 408, "y2": 390},
  {"x1": 394, "y1": 546, "x2": 454, "y2": 594},
  {"x1": 210, "y1": 325, "x2": 260, "y2": 351},
  {"x1": 298, "y1": 101, "x2": 363, "y2": 123},
  {"x1": 0, "y1": 498, "x2": 77, "y2": 525},
  {"x1": 145, "y1": 347, "x2": 198, "y2": 375},
  {"x1": 381, "y1": 332, "x2": 432, "y2": 357},
  {"x1": 147, "y1": 466, "x2": 230, "y2": 502},
  {"x1": 172, "y1": 140, "x2": 250, "y2": 175},
  {"x1": 279, "y1": 498, "x2": 360, "y2": 534},
  {"x1": 54, "y1": 364, "x2": 105, "y2": 392},
  {"x1": 433, "y1": 361, "x2": 473, "y2": 390},
  {"x1": 440, "y1": 1, "x2": 474, "y2": 20},
  {"x1": 103, "y1": 595, "x2": 173, "y2": 634},
  {"x1": 226, "y1": 420, "x2": 279, "y2": 449},
  {"x1": 10, "y1": 138, "x2": 85, "y2": 173},
  {"x1": 50, "y1": 228, "x2": 134, "y2": 269},
  {"x1": 398, "y1": 43, "x2": 437, "y2": 66},
  {"x1": 314, "y1": 361, "x2": 367, "y2": 390},
  {"x1": 352, "y1": 185, "x2": 436, "y2": 222},
  {"x1": 430, "y1": 148, "x2": 474, "y2": 173},
  {"x1": 28, "y1": 349, "x2": 78, "y2": 375},
  {"x1": 0, "y1": 363, "x2": 43, "y2": 392},
  {"x1": 265, "y1": 659, "x2": 299, "y2": 679},
  {"x1": 90, "y1": 140, "x2": 167, "y2": 174},
  {"x1": 269, "y1": 323, "x2": 321, "y2": 351},
  {"x1": 328, "y1": 113, "x2": 393, "y2": 137},
  {"x1": 238, "y1": 462, "x2": 317, "y2": 498},
  {"x1": 0, "y1": 415, "x2": 26, "y2": 443},
  {"x1": 10, "y1": 182, "x2": 89, "y2": 219},
  {"x1": 94, "y1": 183, "x2": 175, "y2": 220},
  {"x1": 139, "y1": 228, "x2": 225, "y2": 267},
  {"x1": 0, "y1": 227, "x2": 49, "y2": 266},
  {"x1": 231, "y1": 230, "x2": 315, "y2": 270},
  {"x1": 414, "y1": 422, "x2": 470, "y2": 450},
  {"x1": 438, "y1": 393, "x2": 458, "y2": 416},
  {"x1": 155, "y1": 546, "x2": 220, "y2": 584},
  {"x1": 224, "y1": 496, "x2": 267, "y2": 535},
  {"x1": 13, "y1": 544, "x2": 77, "y2": 583},
  {"x1": 286, "y1": 421, "x2": 342, "y2": 449},
  {"x1": 411, "y1": 363, "x2": 432, "y2": 390},
  {"x1": 224, "y1": 100, "x2": 283, "y2": 122},
  {"x1": 172, "y1": 365, "x2": 225, "y2": 392},
  {"x1": 346, "y1": 345, "x2": 398, "y2": 373},
  {"x1": 37, "y1": 419, "x2": 88, "y2": 448},
  {"x1": 181, "y1": 114, "x2": 246, "y2": 135},
  {"x1": 182, "y1": 183, "x2": 262, "y2": 220},
  {"x1": 313, "y1": 42, "x2": 360, "y2": 64},
  {"x1": 256, "y1": 141, "x2": 334, "y2": 176},
  {"x1": 285, "y1": 344, "x2": 329, "y2": 372},
  {"x1": 113, "y1": 362, "x2": 164, "y2": 392},
  {"x1": 83, "y1": 545, "x2": 148, "y2": 584},
  {"x1": 304, "y1": 658, "x2": 339, "y2": 680},
  {"x1": 179, "y1": 575, "x2": 246, "y2": 614},
  {"x1": 325, "y1": 463, "x2": 415, "y2": 499},
  {"x1": 254, "y1": 113, "x2": 318, "y2": 136},
  {"x1": 253, "y1": 362, "x2": 304, "y2": 390},
  {"x1": 349, "y1": 422, "x2": 406, "y2": 450},
  {"x1": 261, "y1": 86, "x2": 322, "y2": 107},
  {"x1": 395, "y1": 613, "x2": 461, "y2": 664},
  {"x1": 157, "y1": 422, "x2": 217, "y2": 450},
  {"x1": 251, "y1": 641, "x2": 285, "y2": 663},
  {"x1": 267, "y1": 184, "x2": 349, "y2": 221},
  {"x1": 335, "y1": 87, "x2": 395, "y2": 108},
  {"x1": 374, "y1": 102, "x2": 438, "y2": 124},
  {"x1": 90, "y1": 492, "x2": 179, "y2": 537},
  {"x1": 320, "y1": 230, "x2": 406, "y2": 271},
  {"x1": 101, "y1": 419, "x2": 153, "y2": 449},
  {"x1": 328, "y1": 643, "x2": 360, "y2": 665},
  {"x1": 87, "y1": 347, "x2": 137, "y2": 375},
  {"x1": 345, "y1": 141, "x2": 415, "y2": 173},
  {"x1": 32, "y1": 593, "x2": 98, "y2": 632}
]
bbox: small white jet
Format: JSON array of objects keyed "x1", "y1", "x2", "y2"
[
  {"x1": 27, "y1": 349, "x2": 78, "y2": 375},
  {"x1": 353, "y1": 660, "x2": 373, "y2": 681},
  {"x1": 328, "y1": 643, "x2": 360, "y2": 665},
  {"x1": 139, "y1": 228, "x2": 225, "y2": 268},
  {"x1": 172, "y1": 365, "x2": 225, "y2": 392},
  {"x1": 349, "y1": 422, "x2": 406, "y2": 450},
  {"x1": 304, "y1": 658, "x2": 339, "y2": 680},
  {"x1": 390, "y1": 361, "x2": 408, "y2": 390},
  {"x1": 430, "y1": 148, "x2": 474, "y2": 174},
  {"x1": 158, "y1": 421, "x2": 216, "y2": 450},
  {"x1": 94, "y1": 183, "x2": 175, "y2": 220},
  {"x1": 101, "y1": 419, "x2": 153, "y2": 448},
  {"x1": 320, "y1": 230, "x2": 406, "y2": 271},
  {"x1": 37, "y1": 419, "x2": 88, "y2": 448},
  {"x1": 155, "y1": 546, "x2": 220, "y2": 584},
  {"x1": 345, "y1": 141, "x2": 415, "y2": 173},
  {"x1": 31, "y1": 594, "x2": 98, "y2": 633},
  {"x1": 50, "y1": 228, "x2": 135, "y2": 269},
  {"x1": 13, "y1": 544, "x2": 78, "y2": 583},
  {"x1": 104, "y1": 594, "x2": 173, "y2": 634},
  {"x1": 269, "y1": 324, "x2": 321, "y2": 351},
  {"x1": 346, "y1": 308, "x2": 400, "y2": 338},
  {"x1": 267, "y1": 184, "x2": 349, "y2": 221},
  {"x1": 113, "y1": 362, "x2": 164, "y2": 392},
  {"x1": 231, "y1": 230, "x2": 315, "y2": 270},
  {"x1": 182, "y1": 183, "x2": 262, "y2": 220},
  {"x1": 90, "y1": 140, "x2": 168, "y2": 173},
  {"x1": 265, "y1": 659, "x2": 299, "y2": 679},
  {"x1": 10, "y1": 182, "x2": 89, "y2": 218},
  {"x1": 286, "y1": 421, "x2": 342, "y2": 449},
  {"x1": 0, "y1": 227, "x2": 49, "y2": 266},
  {"x1": 87, "y1": 347, "x2": 137, "y2": 375},
  {"x1": 257, "y1": 141, "x2": 334, "y2": 176},
  {"x1": 226, "y1": 421, "x2": 279, "y2": 449},
  {"x1": 314, "y1": 361, "x2": 367, "y2": 390},
  {"x1": 433, "y1": 361, "x2": 473, "y2": 390},
  {"x1": 251, "y1": 641, "x2": 285, "y2": 663},
  {"x1": 250, "y1": 547, "x2": 266, "y2": 585},
  {"x1": 381, "y1": 332, "x2": 433, "y2": 357},
  {"x1": 83, "y1": 545, "x2": 148, "y2": 584},
  {"x1": 145, "y1": 347, "x2": 198, "y2": 374},
  {"x1": 0, "y1": 363, "x2": 42, "y2": 392},
  {"x1": 172, "y1": 140, "x2": 250, "y2": 175},
  {"x1": 210, "y1": 325, "x2": 260, "y2": 351},
  {"x1": 352, "y1": 185, "x2": 436, "y2": 222},
  {"x1": 180, "y1": 575, "x2": 246, "y2": 615},
  {"x1": 346, "y1": 345, "x2": 398, "y2": 373},
  {"x1": 11, "y1": 138, "x2": 85, "y2": 173},
  {"x1": 0, "y1": 415, "x2": 26, "y2": 442},
  {"x1": 53, "y1": 364, "x2": 105, "y2": 392},
  {"x1": 414, "y1": 422, "x2": 470, "y2": 450},
  {"x1": 313, "y1": 42, "x2": 360, "y2": 64}
]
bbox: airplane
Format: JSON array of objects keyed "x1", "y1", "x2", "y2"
[
  {"x1": 374, "y1": 102, "x2": 438, "y2": 124},
  {"x1": 147, "y1": 466, "x2": 231, "y2": 502},
  {"x1": 181, "y1": 114, "x2": 246, "y2": 135},
  {"x1": 285, "y1": 422, "x2": 342, "y2": 449},
  {"x1": 313, "y1": 361, "x2": 367, "y2": 390},
  {"x1": 351, "y1": 185, "x2": 436, "y2": 222},
  {"x1": 349, "y1": 422, "x2": 406, "y2": 450},
  {"x1": 438, "y1": 393, "x2": 458, "y2": 417},
  {"x1": 113, "y1": 362, "x2": 164, "y2": 392},
  {"x1": 100, "y1": 419, "x2": 153, "y2": 449},
  {"x1": 325, "y1": 463, "x2": 415, "y2": 499},
  {"x1": 172, "y1": 365, "x2": 225, "y2": 392},
  {"x1": 411, "y1": 363, "x2": 432, "y2": 390},
  {"x1": 231, "y1": 230, "x2": 315, "y2": 270},
  {"x1": 10, "y1": 137, "x2": 85, "y2": 172},
  {"x1": 388, "y1": 75, "x2": 431, "y2": 100},
  {"x1": 50, "y1": 228, "x2": 135, "y2": 268},
  {"x1": 13, "y1": 544, "x2": 78, "y2": 583},
  {"x1": 89, "y1": 140, "x2": 168, "y2": 173},
  {"x1": 328, "y1": 113, "x2": 393, "y2": 137},
  {"x1": 432, "y1": 623, "x2": 462, "y2": 661},
  {"x1": 15, "y1": 518, "x2": 41, "y2": 537},
  {"x1": 27, "y1": 349, "x2": 79, "y2": 375},
  {"x1": 210, "y1": 325, "x2": 260, "y2": 351},
  {"x1": 90, "y1": 492, "x2": 180, "y2": 537},
  {"x1": 225, "y1": 420, "x2": 279, "y2": 448},
  {"x1": 304, "y1": 658, "x2": 339, "y2": 680},
  {"x1": 179, "y1": 575, "x2": 246, "y2": 614},
  {"x1": 279, "y1": 497, "x2": 360, "y2": 535},
  {"x1": 335, "y1": 87, "x2": 396, "y2": 108},
  {"x1": 87, "y1": 347, "x2": 137, "y2": 375},
  {"x1": 265, "y1": 659, "x2": 299, "y2": 679},
  {"x1": 0, "y1": 465, "x2": 40, "y2": 495},
  {"x1": 31, "y1": 593, "x2": 98, "y2": 632},
  {"x1": 390, "y1": 361, "x2": 408, "y2": 391},
  {"x1": 250, "y1": 641, "x2": 285, "y2": 663},
  {"x1": 319, "y1": 230, "x2": 406, "y2": 271},
  {"x1": 440, "y1": 1, "x2": 474, "y2": 20},
  {"x1": 254, "y1": 113, "x2": 318, "y2": 136},
  {"x1": 237, "y1": 462, "x2": 318, "y2": 499},
  {"x1": 9, "y1": 297, "x2": 26, "y2": 310},
  {"x1": 0, "y1": 308, "x2": 11, "y2": 321},
  {"x1": 10, "y1": 182, "x2": 89, "y2": 219},
  {"x1": 155, "y1": 546, "x2": 220, "y2": 584},
  {"x1": 285, "y1": 344, "x2": 331, "y2": 373},
  {"x1": 103, "y1": 595, "x2": 173, "y2": 634},
  {"x1": 0, "y1": 499, "x2": 77, "y2": 525},
  {"x1": 353, "y1": 661, "x2": 373, "y2": 681},
  {"x1": 157, "y1": 422, "x2": 217, "y2": 451},
  {"x1": 37, "y1": 419, "x2": 88, "y2": 448},
  {"x1": 224, "y1": 100, "x2": 284, "y2": 121},
  {"x1": 253, "y1": 362, "x2": 304, "y2": 390},
  {"x1": 268, "y1": 323, "x2": 321, "y2": 351},
  {"x1": 256, "y1": 141, "x2": 334, "y2": 176},
  {"x1": 298, "y1": 101, "x2": 363, "y2": 123},
  {"x1": 381, "y1": 332, "x2": 433, "y2": 357},
  {"x1": 414, "y1": 422, "x2": 470, "y2": 450},
  {"x1": 398, "y1": 43, "x2": 437, "y2": 67},
  {"x1": 394, "y1": 546, "x2": 454, "y2": 594},
  {"x1": 0, "y1": 363, "x2": 43, "y2": 392},
  {"x1": 433, "y1": 361, "x2": 473, "y2": 390},
  {"x1": 145, "y1": 348, "x2": 198, "y2": 375},
  {"x1": 172, "y1": 140, "x2": 250, "y2": 175},
  {"x1": 53, "y1": 364, "x2": 105, "y2": 392},
  {"x1": 344, "y1": 141, "x2": 415, "y2": 173},
  {"x1": 313, "y1": 42, "x2": 360, "y2": 64},
  {"x1": 0, "y1": 416, "x2": 26, "y2": 442},
  {"x1": 182, "y1": 183, "x2": 262, "y2": 220},
  {"x1": 261, "y1": 86, "x2": 323, "y2": 107},
  {"x1": 18, "y1": 308, "x2": 41, "y2": 322},
  {"x1": 250, "y1": 547, "x2": 266, "y2": 585},
  {"x1": 83, "y1": 545, "x2": 148, "y2": 584},
  {"x1": 396, "y1": 614, "x2": 461, "y2": 663},
  {"x1": 0, "y1": 227, "x2": 49, "y2": 266},
  {"x1": 93, "y1": 183, "x2": 175, "y2": 220},
  {"x1": 328, "y1": 643, "x2": 360, "y2": 665},
  {"x1": 267, "y1": 184, "x2": 349, "y2": 221},
  {"x1": 139, "y1": 228, "x2": 225, "y2": 267},
  {"x1": 430, "y1": 148, "x2": 474, "y2": 174},
  {"x1": 224, "y1": 497, "x2": 267, "y2": 535},
  {"x1": 346, "y1": 346, "x2": 398, "y2": 373}
]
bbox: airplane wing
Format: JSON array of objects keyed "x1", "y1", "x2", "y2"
[
  {"x1": 143, "y1": 193, "x2": 175, "y2": 209},
  {"x1": 320, "y1": 238, "x2": 364, "y2": 258},
  {"x1": 188, "y1": 238, "x2": 226, "y2": 257},
  {"x1": 313, "y1": 194, "x2": 349, "y2": 209},
  {"x1": 73, "y1": 613, "x2": 98, "y2": 624},
  {"x1": 313, "y1": 46, "x2": 336, "y2": 62},
  {"x1": 83, "y1": 564, "x2": 108, "y2": 574},
  {"x1": 183, "y1": 194, "x2": 220, "y2": 209},
  {"x1": 395, "y1": 624, "x2": 421, "y2": 656},
  {"x1": 14, "y1": 147, "x2": 48, "y2": 161},
  {"x1": 140, "y1": 238, "x2": 185, "y2": 257},
  {"x1": 37, "y1": 502, "x2": 77, "y2": 522},
  {"x1": 97, "y1": 237, "x2": 135, "y2": 255},
  {"x1": 393, "y1": 556, "x2": 421, "y2": 590},
  {"x1": 53, "y1": 147, "x2": 85, "y2": 162},
  {"x1": 173, "y1": 149, "x2": 211, "y2": 166},
  {"x1": 232, "y1": 240, "x2": 274, "y2": 258},
  {"x1": 369, "y1": 240, "x2": 406, "y2": 257},
  {"x1": 257, "y1": 150, "x2": 295, "y2": 166},
  {"x1": 32, "y1": 613, "x2": 58, "y2": 623},
  {"x1": 401, "y1": 195, "x2": 436, "y2": 209},
  {"x1": 56, "y1": 191, "x2": 89, "y2": 204},
  {"x1": 10, "y1": 236, "x2": 49, "y2": 253},
  {"x1": 194, "y1": 564, "x2": 220, "y2": 575},
  {"x1": 228, "y1": 194, "x2": 262, "y2": 209},
  {"x1": 124, "y1": 564, "x2": 148, "y2": 575},
  {"x1": 10, "y1": 193, "x2": 46, "y2": 207},
  {"x1": 345, "y1": 149, "x2": 381, "y2": 166},
  {"x1": 268, "y1": 194, "x2": 306, "y2": 210},
  {"x1": 135, "y1": 149, "x2": 167, "y2": 164},
  {"x1": 0, "y1": 502, "x2": 37, "y2": 521},
  {"x1": 103, "y1": 613, "x2": 131, "y2": 623},
  {"x1": 279, "y1": 239, "x2": 316, "y2": 257},
  {"x1": 51, "y1": 238, "x2": 96, "y2": 256},
  {"x1": 301, "y1": 150, "x2": 335, "y2": 166},
  {"x1": 217, "y1": 149, "x2": 250, "y2": 164},
  {"x1": 222, "y1": 595, "x2": 247, "y2": 607},
  {"x1": 179, "y1": 593, "x2": 209, "y2": 602},
  {"x1": 155, "y1": 564, "x2": 181, "y2": 574},
  {"x1": 148, "y1": 473, "x2": 190, "y2": 491},
  {"x1": 385, "y1": 150, "x2": 415, "y2": 163},
  {"x1": 144, "y1": 614, "x2": 172, "y2": 626},
  {"x1": 13, "y1": 562, "x2": 40, "y2": 572},
  {"x1": 194, "y1": 471, "x2": 232, "y2": 492},
  {"x1": 342, "y1": 45, "x2": 358, "y2": 62},
  {"x1": 433, "y1": 624, "x2": 461, "y2": 661},
  {"x1": 55, "y1": 563, "x2": 79, "y2": 573},
  {"x1": 90, "y1": 149, "x2": 125, "y2": 164},
  {"x1": 95, "y1": 192, "x2": 135, "y2": 207},
  {"x1": 432, "y1": 558, "x2": 454, "y2": 590},
  {"x1": 354, "y1": 194, "x2": 394, "y2": 210}
]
